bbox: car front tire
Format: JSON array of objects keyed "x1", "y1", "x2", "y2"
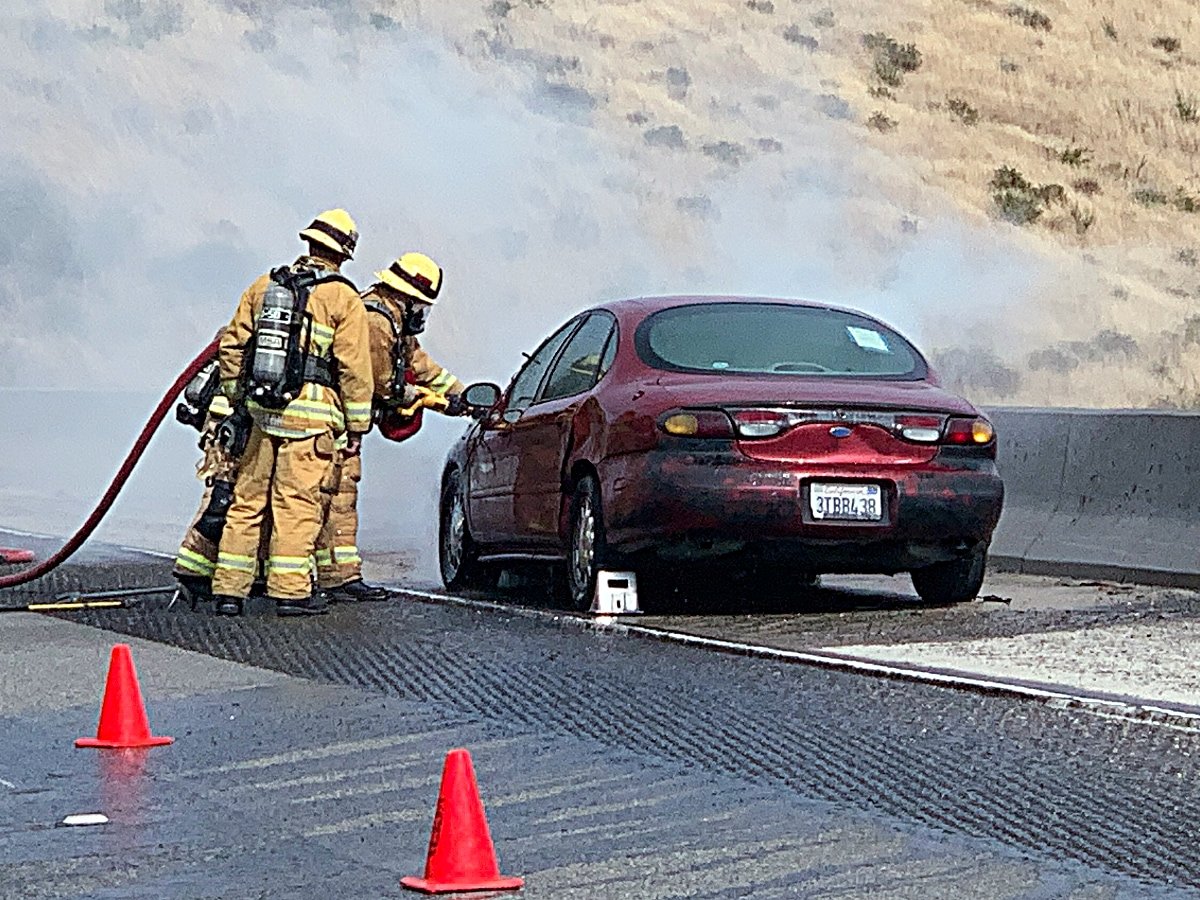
[
  {"x1": 910, "y1": 547, "x2": 987, "y2": 605},
  {"x1": 439, "y1": 469, "x2": 489, "y2": 591},
  {"x1": 564, "y1": 475, "x2": 607, "y2": 611}
]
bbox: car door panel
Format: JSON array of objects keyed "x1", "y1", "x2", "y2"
[
  {"x1": 507, "y1": 313, "x2": 618, "y2": 544},
  {"x1": 466, "y1": 318, "x2": 583, "y2": 546}
]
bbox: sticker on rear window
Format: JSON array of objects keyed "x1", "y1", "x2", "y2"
[{"x1": 846, "y1": 326, "x2": 890, "y2": 353}]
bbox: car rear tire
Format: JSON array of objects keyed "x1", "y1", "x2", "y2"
[
  {"x1": 563, "y1": 475, "x2": 607, "y2": 611},
  {"x1": 439, "y1": 470, "x2": 490, "y2": 591},
  {"x1": 910, "y1": 548, "x2": 987, "y2": 606}
]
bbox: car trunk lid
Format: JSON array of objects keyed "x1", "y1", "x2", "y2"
[{"x1": 656, "y1": 374, "x2": 972, "y2": 465}]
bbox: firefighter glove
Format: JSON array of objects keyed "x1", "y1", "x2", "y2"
[
  {"x1": 445, "y1": 393, "x2": 469, "y2": 417},
  {"x1": 215, "y1": 405, "x2": 253, "y2": 459}
]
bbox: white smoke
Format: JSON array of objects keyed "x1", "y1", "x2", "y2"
[{"x1": 0, "y1": 0, "x2": 1056, "y2": 574}]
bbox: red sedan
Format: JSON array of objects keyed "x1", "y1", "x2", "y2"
[{"x1": 440, "y1": 296, "x2": 1004, "y2": 608}]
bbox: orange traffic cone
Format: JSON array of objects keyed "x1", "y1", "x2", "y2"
[
  {"x1": 401, "y1": 748, "x2": 523, "y2": 894},
  {"x1": 75, "y1": 644, "x2": 173, "y2": 749}
]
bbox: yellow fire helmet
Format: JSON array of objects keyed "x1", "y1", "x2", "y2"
[
  {"x1": 299, "y1": 208, "x2": 359, "y2": 259},
  {"x1": 376, "y1": 252, "x2": 443, "y2": 303}
]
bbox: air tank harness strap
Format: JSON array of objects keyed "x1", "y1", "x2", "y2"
[{"x1": 303, "y1": 355, "x2": 338, "y2": 389}]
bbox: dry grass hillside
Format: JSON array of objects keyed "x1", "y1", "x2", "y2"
[{"x1": 377, "y1": 0, "x2": 1200, "y2": 407}]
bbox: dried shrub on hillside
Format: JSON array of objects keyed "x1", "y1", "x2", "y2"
[
  {"x1": 665, "y1": 67, "x2": 691, "y2": 101},
  {"x1": 818, "y1": 94, "x2": 853, "y2": 120},
  {"x1": 1152, "y1": 36, "x2": 1181, "y2": 53},
  {"x1": 1133, "y1": 186, "x2": 1169, "y2": 207},
  {"x1": 946, "y1": 97, "x2": 979, "y2": 125},
  {"x1": 1173, "y1": 189, "x2": 1200, "y2": 213},
  {"x1": 1175, "y1": 91, "x2": 1199, "y2": 123},
  {"x1": 1176, "y1": 247, "x2": 1198, "y2": 267},
  {"x1": 701, "y1": 141, "x2": 747, "y2": 166},
  {"x1": 1073, "y1": 178, "x2": 1102, "y2": 196},
  {"x1": 867, "y1": 111, "x2": 897, "y2": 132},
  {"x1": 1006, "y1": 5, "x2": 1052, "y2": 32},
  {"x1": 1069, "y1": 203, "x2": 1095, "y2": 235},
  {"x1": 811, "y1": 8, "x2": 835, "y2": 28},
  {"x1": 1101, "y1": 18, "x2": 1118, "y2": 40},
  {"x1": 1055, "y1": 144, "x2": 1092, "y2": 167},
  {"x1": 862, "y1": 32, "x2": 922, "y2": 87},
  {"x1": 746, "y1": 0, "x2": 775, "y2": 13},
  {"x1": 489, "y1": 0, "x2": 547, "y2": 14},
  {"x1": 755, "y1": 137, "x2": 783, "y2": 152},
  {"x1": 990, "y1": 166, "x2": 1064, "y2": 225},
  {"x1": 644, "y1": 124, "x2": 685, "y2": 149},
  {"x1": 930, "y1": 347, "x2": 1022, "y2": 400},
  {"x1": 1028, "y1": 330, "x2": 1139, "y2": 374},
  {"x1": 1027, "y1": 346, "x2": 1077, "y2": 374},
  {"x1": 676, "y1": 196, "x2": 718, "y2": 221},
  {"x1": 782, "y1": 26, "x2": 818, "y2": 50},
  {"x1": 369, "y1": 13, "x2": 399, "y2": 30}
]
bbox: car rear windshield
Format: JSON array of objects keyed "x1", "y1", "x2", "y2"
[{"x1": 636, "y1": 302, "x2": 925, "y2": 379}]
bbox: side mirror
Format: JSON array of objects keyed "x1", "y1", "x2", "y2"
[{"x1": 462, "y1": 382, "x2": 502, "y2": 417}]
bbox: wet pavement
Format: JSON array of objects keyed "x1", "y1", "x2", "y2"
[
  {"x1": 1, "y1": 583, "x2": 1196, "y2": 897},
  {"x1": 6, "y1": 532, "x2": 1200, "y2": 896}
]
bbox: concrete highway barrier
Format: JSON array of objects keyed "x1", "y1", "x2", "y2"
[{"x1": 988, "y1": 408, "x2": 1200, "y2": 587}]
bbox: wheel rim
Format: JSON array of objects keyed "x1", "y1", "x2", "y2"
[
  {"x1": 441, "y1": 484, "x2": 465, "y2": 580},
  {"x1": 570, "y1": 491, "x2": 596, "y2": 601}
]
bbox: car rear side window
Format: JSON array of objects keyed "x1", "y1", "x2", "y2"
[
  {"x1": 506, "y1": 318, "x2": 582, "y2": 416},
  {"x1": 636, "y1": 302, "x2": 924, "y2": 379},
  {"x1": 539, "y1": 312, "x2": 616, "y2": 403}
]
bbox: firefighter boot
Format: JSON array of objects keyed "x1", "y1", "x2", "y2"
[
  {"x1": 214, "y1": 594, "x2": 244, "y2": 617},
  {"x1": 174, "y1": 574, "x2": 212, "y2": 610},
  {"x1": 275, "y1": 594, "x2": 329, "y2": 617},
  {"x1": 324, "y1": 579, "x2": 389, "y2": 603}
]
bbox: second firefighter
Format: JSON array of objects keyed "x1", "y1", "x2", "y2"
[{"x1": 314, "y1": 251, "x2": 466, "y2": 602}]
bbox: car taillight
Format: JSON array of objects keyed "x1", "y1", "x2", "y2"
[
  {"x1": 659, "y1": 409, "x2": 735, "y2": 438},
  {"x1": 731, "y1": 409, "x2": 790, "y2": 438},
  {"x1": 894, "y1": 414, "x2": 943, "y2": 443},
  {"x1": 943, "y1": 417, "x2": 995, "y2": 445}
]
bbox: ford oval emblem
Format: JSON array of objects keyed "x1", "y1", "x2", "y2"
[{"x1": 830, "y1": 426, "x2": 853, "y2": 439}]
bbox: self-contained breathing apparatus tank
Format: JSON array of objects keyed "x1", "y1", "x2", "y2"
[
  {"x1": 175, "y1": 359, "x2": 220, "y2": 430},
  {"x1": 246, "y1": 265, "x2": 353, "y2": 409},
  {"x1": 248, "y1": 268, "x2": 312, "y2": 410},
  {"x1": 364, "y1": 299, "x2": 425, "y2": 443}
]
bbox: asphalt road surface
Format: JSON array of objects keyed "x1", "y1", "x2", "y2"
[{"x1": 3, "y1": 535, "x2": 1200, "y2": 898}]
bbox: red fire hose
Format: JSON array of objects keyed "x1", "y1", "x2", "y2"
[{"x1": 0, "y1": 338, "x2": 220, "y2": 590}]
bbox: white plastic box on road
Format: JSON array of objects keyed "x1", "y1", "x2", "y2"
[{"x1": 591, "y1": 571, "x2": 640, "y2": 615}]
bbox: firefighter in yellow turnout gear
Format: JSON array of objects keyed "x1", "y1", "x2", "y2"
[
  {"x1": 314, "y1": 252, "x2": 466, "y2": 602},
  {"x1": 171, "y1": 343, "x2": 236, "y2": 605},
  {"x1": 211, "y1": 210, "x2": 374, "y2": 617}
]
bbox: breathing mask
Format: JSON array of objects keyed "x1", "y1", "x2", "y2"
[{"x1": 403, "y1": 301, "x2": 430, "y2": 336}]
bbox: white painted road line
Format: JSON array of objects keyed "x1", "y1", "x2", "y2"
[
  {"x1": 0, "y1": 527, "x2": 55, "y2": 540},
  {"x1": 395, "y1": 586, "x2": 1200, "y2": 734}
]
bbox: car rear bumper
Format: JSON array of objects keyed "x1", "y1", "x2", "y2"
[{"x1": 603, "y1": 448, "x2": 1004, "y2": 573}]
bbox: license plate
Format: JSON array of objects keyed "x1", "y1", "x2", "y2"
[{"x1": 809, "y1": 483, "x2": 883, "y2": 521}]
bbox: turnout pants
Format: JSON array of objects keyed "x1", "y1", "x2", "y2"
[
  {"x1": 173, "y1": 424, "x2": 239, "y2": 582},
  {"x1": 314, "y1": 453, "x2": 363, "y2": 589},
  {"x1": 212, "y1": 425, "x2": 338, "y2": 600},
  {"x1": 173, "y1": 481, "x2": 271, "y2": 585},
  {"x1": 172, "y1": 480, "x2": 225, "y2": 582}
]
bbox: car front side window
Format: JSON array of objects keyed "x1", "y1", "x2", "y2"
[{"x1": 503, "y1": 318, "x2": 582, "y2": 420}]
